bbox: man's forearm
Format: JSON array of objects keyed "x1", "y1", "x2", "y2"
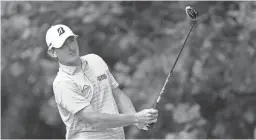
[
  {"x1": 79, "y1": 111, "x2": 138, "y2": 129},
  {"x1": 112, "y1": 88, "x2": 151, "y2": 130},
  {"x1": 112, "y1": 88, "x2": 137, "y2": 114}
]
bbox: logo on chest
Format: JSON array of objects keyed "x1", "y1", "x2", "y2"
[
  {"x1": 97, "y1": 74, "x2": 107, "y2": 81},
  {"x1": 81, "y1": 85, "x2": 91, "y2": 99}
]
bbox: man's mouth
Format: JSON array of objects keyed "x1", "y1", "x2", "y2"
[{"x1": 69, "y1": 52, "x2": 76, "y2": 56}]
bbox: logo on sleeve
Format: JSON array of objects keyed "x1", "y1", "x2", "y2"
[{"x1": 97, "y1": 74, "x2": 107, "y2": 81}]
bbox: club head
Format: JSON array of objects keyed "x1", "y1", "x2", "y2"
[{"x1": 185, "y1": 6, "x2": 198, "y2": 21}]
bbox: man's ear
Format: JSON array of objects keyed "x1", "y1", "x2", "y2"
[{"x1": 47, "y1": 49, "x2": 57, "y2": 58}]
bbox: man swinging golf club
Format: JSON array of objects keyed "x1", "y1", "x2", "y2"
[{"x1": 45, "y1": 24, "x2": 158, "y2": 139}]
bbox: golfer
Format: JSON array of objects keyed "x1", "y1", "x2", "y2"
[{"x1": 45, "y1": 24, "x2": 158, "y2": 139}]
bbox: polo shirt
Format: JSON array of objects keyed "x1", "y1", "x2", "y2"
[{"x1": 53, "y1": 54, "x2": 125, "y2": 139}]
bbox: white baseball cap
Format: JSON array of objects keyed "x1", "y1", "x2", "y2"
[{"x1": 45, "y1": 24, "x2": 78, "y2": 50}]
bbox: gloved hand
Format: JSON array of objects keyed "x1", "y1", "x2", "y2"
[{"x1": 135, "y1": 123, "x2": 148, "y2": 130}]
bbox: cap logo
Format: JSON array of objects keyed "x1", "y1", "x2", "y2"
[{"x1": 57, "y1": 27, "x2": 65, "y2": 36}]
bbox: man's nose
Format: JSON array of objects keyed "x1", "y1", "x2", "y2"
[{"x1": 68, "y1": 44, "x2": 75, "y2": 52}]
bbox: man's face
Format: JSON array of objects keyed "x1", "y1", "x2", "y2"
[{"x1": 55, "y1": 36, "x2": 80, "y2": 65}]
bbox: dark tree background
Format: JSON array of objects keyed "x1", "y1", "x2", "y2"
[{"x1": 2, "y1": 1, "x2": 256, "y2": 139}]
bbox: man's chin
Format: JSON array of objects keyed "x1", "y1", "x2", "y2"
[{"x1": 72, "y1": 56, "x2": 80, "y2": 62}]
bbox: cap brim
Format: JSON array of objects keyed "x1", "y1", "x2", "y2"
[{"x1": 49, "y1": 34, "x2": 78, "y2": 50}]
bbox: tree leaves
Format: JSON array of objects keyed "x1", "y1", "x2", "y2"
[
  {"x1": 9, "y1": 62, "x2": 25, "y2": 77},
  {"x1": 173, "y1": 103, "x2": 200, "y2": 124},
  {"x1": 39, "y1": 97, "x2": 61, "y2": 126}
]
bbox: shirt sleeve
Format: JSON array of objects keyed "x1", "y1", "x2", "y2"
[
  {"x1": 53, "y1": 81, "x2": 92, "y2": 114},
  {"x1": 89, "y1": 54, "x2": 120, "y2": 89},
  {"x1": 107, "y1": 70, "x2": 119, "y2": 89},
  {"x1": 82, "y1": 54, "x2": 120, "y2": 89}
]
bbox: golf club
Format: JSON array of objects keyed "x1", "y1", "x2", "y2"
[{"x1": 147, "y1": 6, "x2": 199, "y2": 128}]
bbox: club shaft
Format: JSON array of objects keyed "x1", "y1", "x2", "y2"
[{"x1": 152, "y1": 21, "x2": 196, "y2": 108}]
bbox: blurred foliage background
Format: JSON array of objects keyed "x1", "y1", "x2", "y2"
[{"x1": 2, "y1": 1, "x2": 256, "y2": 139}]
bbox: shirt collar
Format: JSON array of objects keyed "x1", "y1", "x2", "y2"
[{"x1": 59, "y1": 58, "x2": 88, "y2": 75}]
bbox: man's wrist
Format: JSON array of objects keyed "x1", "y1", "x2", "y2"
[{"x1": 133, "y1": 113, "x2": 139, "y2": 123}]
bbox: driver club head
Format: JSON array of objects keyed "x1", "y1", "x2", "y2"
[{"x1": 185, "y1": 6, "x2": 199, "y2": 21}]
